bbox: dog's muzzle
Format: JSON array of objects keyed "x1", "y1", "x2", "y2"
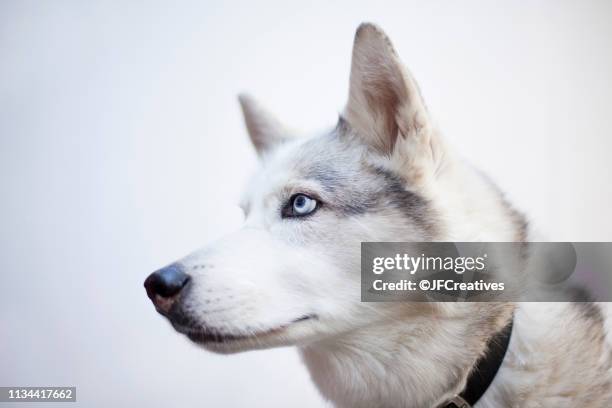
[{"x1": 144, "y1": 263, "x2": 190, "y2": 314}]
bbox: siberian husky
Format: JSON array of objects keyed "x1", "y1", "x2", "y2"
[{"x1": 145, "y1": 23, "x2": 612, "y2": 407}]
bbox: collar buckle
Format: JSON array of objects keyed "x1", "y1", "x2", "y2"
[{"x1": 442, "y1": 395, "x2": 472, "y2": 408}]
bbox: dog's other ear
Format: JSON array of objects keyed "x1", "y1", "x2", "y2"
[
  {"x1": 344, "y1": 23, "x2": 431, "y2": 156},
  {"x1": 239, "y1": 94, "x2": 290, "y2": 157}
]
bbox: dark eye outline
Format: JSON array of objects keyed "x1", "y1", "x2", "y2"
[{"x1": 281, "y1": 193, "x2": 320, "y2": 219}]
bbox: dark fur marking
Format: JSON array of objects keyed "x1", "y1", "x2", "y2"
[
  {"x1": 304, "y1": 166, "x2": 343, "y2": 192},
  {"x1": 568, "y1": 287, "x2": 604, "y2": 325},
  {"x1": 335, "y1": 115, "x2": 351, "y2": 135},
  {"x1": 366, "y1": 166, "x2": 438, "y2": 237}
]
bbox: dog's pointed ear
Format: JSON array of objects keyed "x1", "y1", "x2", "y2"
[
  {"x1": 344, "y1": 23, "x2": 431, "y2": 155},
  {"x1": 239, "y1": 94, "x2": 290, "y2": 157}
]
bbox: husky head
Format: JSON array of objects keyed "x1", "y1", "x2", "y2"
[{"x1": 144, "y1": 23, "x2": 523, "y2": 354}]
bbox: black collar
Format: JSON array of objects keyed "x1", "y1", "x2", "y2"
[{"x1": 442, "y1": 318, "x2": 513, "y2": 408}]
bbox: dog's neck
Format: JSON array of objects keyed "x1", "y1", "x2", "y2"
[{"x1": 299, "y1": 304, "x2": 514, "y2": 408}]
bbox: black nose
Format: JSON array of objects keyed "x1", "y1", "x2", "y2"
[{"x1": 144, "y1": 264, "x2": 190, "y2": 301}]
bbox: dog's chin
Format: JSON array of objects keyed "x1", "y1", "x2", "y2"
[{"x1": 171, "y1": 315, "x2": 318, "y2": 354}]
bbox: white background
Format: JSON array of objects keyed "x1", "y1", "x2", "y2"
[{"x1": 1, "y1": 1, "x2": 611, "y2": 407}]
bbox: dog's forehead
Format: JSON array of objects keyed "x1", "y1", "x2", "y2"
[
  {"x1": 261, "y1": 133, "x2": 365, "y2": 189},
  {"x1": 240, "y1": 132, "x2": 371, "y2": 209}
]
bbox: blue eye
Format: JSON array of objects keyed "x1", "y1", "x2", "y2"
[{"x1": 283, "y1": 194, "x2": 319, "y2": 218}]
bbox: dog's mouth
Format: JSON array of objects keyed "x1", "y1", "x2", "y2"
[{"x1": 172, "y1": 315, "x2": 317, "y2": 345}]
